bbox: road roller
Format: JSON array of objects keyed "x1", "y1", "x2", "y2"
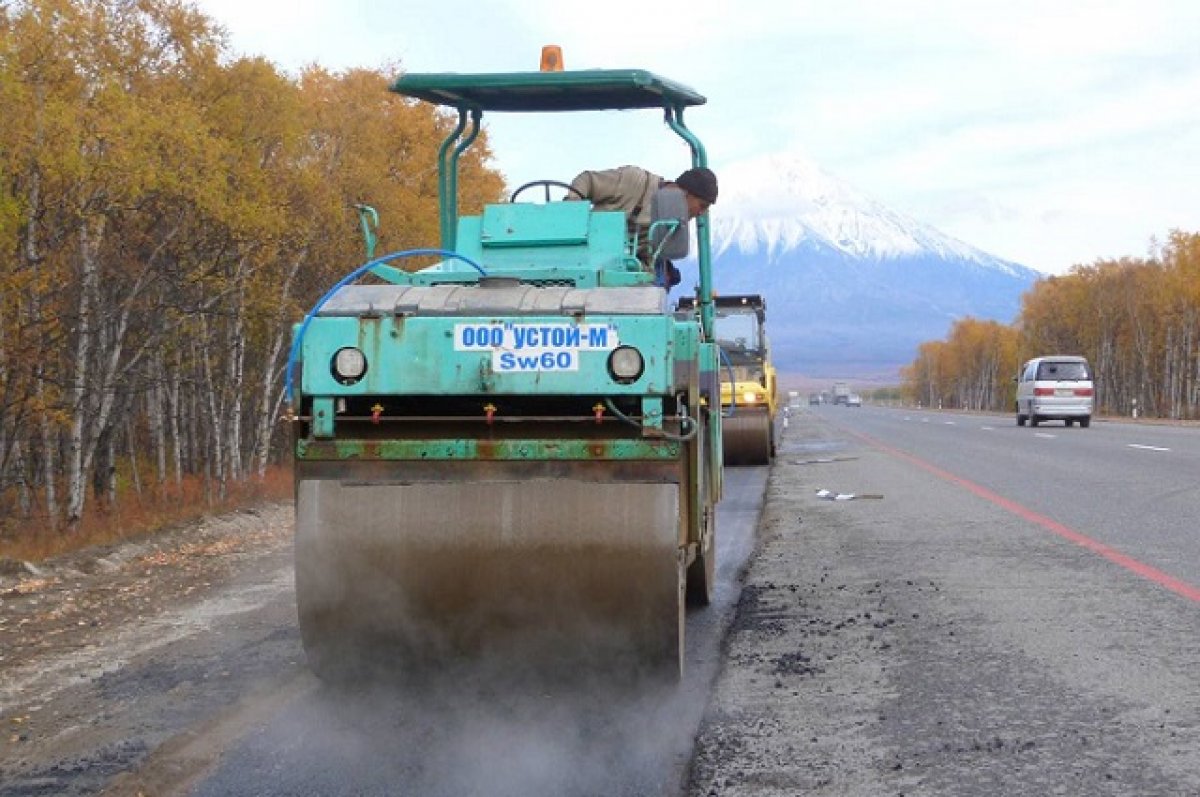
[
  {"x1": 679, "y1": 295, "x2": 777, "y2": 466},
  {"x1": 286, "y1": 63, "x2": 723, "y2": 680}
]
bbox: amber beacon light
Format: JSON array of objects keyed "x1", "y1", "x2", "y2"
[{"x1": 540, "y1": 45, "x2": 564, "y2": 72}]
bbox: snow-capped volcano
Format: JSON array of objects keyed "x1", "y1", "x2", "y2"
[
  {"x1": 675, "y1": 152, "x2": 1043, "y2": 378},
  {"x1": 711, "y1": 152, "x2": 1026, "y2": 274}
]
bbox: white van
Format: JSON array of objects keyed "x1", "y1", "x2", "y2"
[{"x1": 1015, "y1": 355, "x2": 1094, "y2": 428}]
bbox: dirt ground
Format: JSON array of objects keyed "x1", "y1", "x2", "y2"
[
  {"x1": 0, "y1": 506, "x2": 293, "y2": 676},
  {"x1": 0, "y1": 504, "x2": 298, "y2": 796}
]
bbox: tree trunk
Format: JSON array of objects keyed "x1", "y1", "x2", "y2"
[
  {"x1": 168, "y1": 364, "x2": 183, "y2": 489},
  {"x1": 147, "y1": 364, "x2": 168, "y2": 494},
  {"x1": 91, "y1": 422, "x2": 116, "y2": 508},
  {"x1": 197, "y1": 319, "x2": 227, "y2": 501},
  {"x1": 125, "y1": 414, "x2": 142, "y2": 497},
  {"x1": 12, "y1": 439, "x2": 32, "y2": 518},
  {"x1": 254, "y1": 250, "x2": 306, "y2": 477},
  {"x1": 65, "y1": 216, "x2": 102, "y2": 529},
  {"x1": 39, "y1": 382, "x2": 59, "y2": 525},
  {"x1": 227, "y1": 278, "x2": 247, "y2": 484}
]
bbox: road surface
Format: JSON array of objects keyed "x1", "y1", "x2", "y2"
[
  {"x1": 4, "y1": 405, "x2": 1199, "y2": 795},
  {"x1": 688, "y1": 405, "x2": 1200, "y2": 795},
  {"x1": 0, "y1": 469, "x2": 769, "y2": 797}
]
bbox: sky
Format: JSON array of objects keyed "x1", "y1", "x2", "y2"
[{"x1": 189, "y1": 0, "x2": 1200, "y2": 275}]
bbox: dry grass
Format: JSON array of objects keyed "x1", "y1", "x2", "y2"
[{"x1": 0, "y1": 467, "x2": 293, "y2": 564}]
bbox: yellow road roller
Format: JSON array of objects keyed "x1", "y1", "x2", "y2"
[{"x1": 680, "y1": 295, "x2": 777, "y2": 466}]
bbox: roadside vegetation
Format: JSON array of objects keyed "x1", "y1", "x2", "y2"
[
  {"x1": 0, "y1": 0, "x2": 505, "y2": 557},
  {"x1": 902, "y1": 231, "x2": 1200, "y2": 419}
]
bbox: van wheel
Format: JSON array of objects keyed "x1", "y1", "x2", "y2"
[
  {"x1": 1065, "y1": 419, "x2": 1074, "y2": 427},
  {"x1": 1080, "y1": 416, "x2": 1091, "y2": 428},
  {"x1": 1029, "y1": 414, "x2": 1039, "y2": 427},
  {"x1": 1016, "y1": 412, "x2": 1026, "y2": 426}
]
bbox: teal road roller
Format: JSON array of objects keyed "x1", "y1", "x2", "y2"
[{"x1": 287, "y1": 61, "x2": 723, "y2": 680}]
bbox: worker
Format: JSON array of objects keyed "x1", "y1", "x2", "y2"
[{"x1": 568, "y1": 165, "x2": 718, "y2": 286}]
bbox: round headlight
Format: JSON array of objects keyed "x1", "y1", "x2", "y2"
[
  {"x1": 332, "y1": 347, "x2": 367, "y2": 384},
  {"x1": 607, "y1": 345, "x2": 644, "y2": 384},
  {"x1": 741, "y1": 390, "x2": 759, "y2": 404}
]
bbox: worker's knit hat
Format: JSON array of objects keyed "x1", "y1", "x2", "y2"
[{"x1": 675, "y1": 167, "x2": 718, "y2": 204}]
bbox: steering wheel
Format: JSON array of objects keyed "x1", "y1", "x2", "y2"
[{"x1": 509, "y1": 180, "x2": 586, "y2": 203}]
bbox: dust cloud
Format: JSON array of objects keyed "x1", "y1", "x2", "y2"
[{"x1": 191, "y1": 651, "x2": 698, "y2": 796}]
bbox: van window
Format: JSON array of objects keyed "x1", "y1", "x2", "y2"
[{"x1": 1036, "y1": 361, "x2": 1089, "y2": 380}]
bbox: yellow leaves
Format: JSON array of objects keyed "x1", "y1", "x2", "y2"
[
  {"x1": 903, "y1": 317, "x2": 1021, "y2": 411},
  {"x1": 909, "y1": 231, "x2": 1200, "y2": 417},
  {"x1": 135, "y1": 536, "x2": 243, "y2": 568},
  {"x1": 1160, "y1": 231, "x2": 1200, "y2": 308},
  {"x1": 0, "y1": 0, "x2": 514, "y2": 531},
  {"x1": 6, "y1": 576, "x2": 56, "y2": 595},
  {"x1": 4, "y1": 1, "x2": 506, "y2": 292}
]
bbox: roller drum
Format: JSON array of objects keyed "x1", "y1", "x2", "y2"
[
  {"x1": 722, "y1": 406, "x2": 772, "y2": 466},
  {"x1": 295, "y1": 473, "x2": 685, "y2": 680}
]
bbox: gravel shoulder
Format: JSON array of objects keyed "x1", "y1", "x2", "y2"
[
  {"x1": 0, "y1": 503, "x2": 300, "y2": 797},
  {"x1": 687, "y1": 411, "x2": 1200, "y2": 796},
  {"x1": 1, "y1": 506, "x2": 293, "y2": 675}
]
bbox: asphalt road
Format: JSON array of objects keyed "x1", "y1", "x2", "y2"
[
  {"x1": 180, "y1": 466, "x2": 766, "y2": 797},
  {"x1": 823, "y1": 404, "x2": 1200, "y2": 594},
  {"x1": 687, "y1": 404, "x2": 1200, "y2": 796},
  {"x1": 0, "y1": 465, "x2": 767, "y2": 797}
]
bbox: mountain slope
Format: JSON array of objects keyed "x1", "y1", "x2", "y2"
[{"x1": 676, "y1": 153, "x2": 1043, "y2": 378}]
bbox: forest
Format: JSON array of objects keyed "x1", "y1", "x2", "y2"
[
  {"x1": 0, "y1": 0, "x2": 505, "y2": 547},
  {"x1": 901, "y1": 231, "x2": 1200, "y2": 419}
]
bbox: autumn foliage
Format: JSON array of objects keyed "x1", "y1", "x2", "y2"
[
  {"x1": 0, "y1": 0, "x2": 505, "y2": 546},
  {"x1": 901, "y1": 318, "x2": 1018, "y2": 412},
  {"x1": 902, "y1": 231, "x2": 1200, "y2": 419}
]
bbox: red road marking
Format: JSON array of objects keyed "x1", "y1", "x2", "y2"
[{"x1": 847, "y1": 428, "x2": 1200, "y2": 604}]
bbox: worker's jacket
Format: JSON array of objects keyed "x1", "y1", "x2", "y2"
[{"x1": 569, "y1": 166, "x2": 665, "y2": 266}]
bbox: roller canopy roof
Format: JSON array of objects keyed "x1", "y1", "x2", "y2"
[{"x1": 390, "y1": 69, "x2": 706, "y2": 112}]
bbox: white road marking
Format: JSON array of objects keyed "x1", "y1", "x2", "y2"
[
  {"x1": 944, "y1": 421, "x2": 956, "y2": 425},
  {"x1": 980, "y1": 426, "x2": 995, "y2": 431},
  {"x1": 1128, "y1": 444, "x2": 1170, "y2": 452},
  {"x1": 1034, "y1": 433, "x2": 1057, "y2": 439}
]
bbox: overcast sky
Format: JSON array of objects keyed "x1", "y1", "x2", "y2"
[{"x1": 190, "y1": 0, "x2": 1200, "y2": 275}]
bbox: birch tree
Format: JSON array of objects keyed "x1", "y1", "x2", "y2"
[{"x1": 1, "y1": 0, "x2": 508, "y2": 531}]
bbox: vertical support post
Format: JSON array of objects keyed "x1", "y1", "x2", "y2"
[
  {"x1": 664, "y1": 106, "x2": 714, "y2": 341},
  {"x1": 439, "y1": 107, "x2": 482, "y2": 252},
  {"x1": 664, "y1": 104, "x2": 722, "y2": 502},
  {"x1": 436, "y1": 109, "x2": 469, "y2": 252}
]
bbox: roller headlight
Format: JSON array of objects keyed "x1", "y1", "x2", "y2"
[
  {"x1": 332, "y1": 347, "x2": 367, "y2": 384},
  {"x1": 607, "y1": 345, "x2": 644, "y2": 384},
  {"x1": 741, "y1": 390, "x2": 760, "y2": 404}
]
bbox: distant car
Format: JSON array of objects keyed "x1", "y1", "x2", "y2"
[
  {"x1": 1015, "y1": 355, "x2": 1093, "y2": 427},
  {"x1": 808, "y1": 393, "x2": 822, "y2": 406},
  {"x1": 846, "y1": 393, "x2": 862, "y2": 407}
]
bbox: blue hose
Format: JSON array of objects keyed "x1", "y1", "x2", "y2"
[{"x1": 285, "y1": 248, "x2": 486, "y2": 408}]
